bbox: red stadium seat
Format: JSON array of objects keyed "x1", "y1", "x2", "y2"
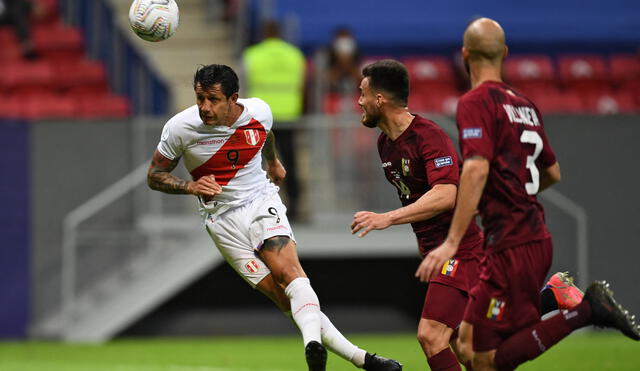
[
  {"x1": 403, "y1": 56, "x2": 457, "y2": 93},
  {"x1": 33, "y1": 23, "x2": 84, "y2": 62},
  {"x1": 77, "y1": 94, "x2": 131, "y2": 119},
  {"x1": 0, "y1": 28, "x2": 21, "y2": 61},
  {"x1": 322, "y1": 92, "x2": 360, "y2": 115},
  {"x1": 22, "y1": 93, "x2": 79, "y2": 119},
  {"x1": 1, "y1": 61, "x2": 55, "y2": 95},
  {"x1": 30, "y1": 0, "x2": 61, "y2": 25},
  {"x1": 54, "y1": 59, "x2": 108, "y2": 94},
  {"x1": 526, "y1": 86, "x2": 585, "y2": 114},
  {"x1": 609, "y1": 54, "x2": 640, "y2": 83},
  {"x1": 557, "y1": 55, "x2": 609, "y2": 90},
  {"x1": 504, "y1": 55, "x2": 556, "y2": 92},
  {"x1": 0, "y1": 95, "x2": 24, "y2": 119},
  {"x1": 584, "y1": 90, "x2": 638, "y2": 114},
  {"x1": 410, "y1": 88, "x2": 460, "y2": 115}
]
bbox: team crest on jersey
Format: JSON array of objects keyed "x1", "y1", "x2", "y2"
[
  {"x1": 244, "y1": 129, "x2": 261, "y2": 146},
  {"x1": 486, "y1": 298, "x2": 507, "y2": 320},
  {"x1": 440, "y1": 258, "x2": 459, "y2": 277},
  {"x1": 245, "y1": 259, "x2": 261, "y2": 273},
  {"x1": 401, "y1": 158, "x2": 411, "y2": 176}
]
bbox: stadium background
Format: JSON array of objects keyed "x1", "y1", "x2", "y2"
[{"x1": 1, "y1": 0, "x2": 639, "y2": 353}]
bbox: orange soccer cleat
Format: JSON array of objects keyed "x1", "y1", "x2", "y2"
[{"x1": 544, "y1": 272, "x2": 584, "y2": 310}]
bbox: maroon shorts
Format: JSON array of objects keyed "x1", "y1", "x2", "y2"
[
  {"x1": 463, "y1": 238, "x2": 553, "y2": 352},
  {"x1": 422, "y1": 251, "x2": 481, "y2": 330}
]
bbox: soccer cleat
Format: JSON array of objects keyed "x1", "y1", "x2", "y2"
[
  {"x1": 584, "y1": 281, "x2": 640, "y2": 341},
  {"x1": 543, "y1": 271, "x2": 584, "y2": 310},
  {"x1": 363, "y1": 352, "x2": 403, "y2": 371},
  {"x1": 304, "y1": 341, "x2": 327, "y2": 371}
]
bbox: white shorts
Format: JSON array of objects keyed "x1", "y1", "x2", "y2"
[{"x1": 204, "y1": 192, "x2": 296, "y2": 287}]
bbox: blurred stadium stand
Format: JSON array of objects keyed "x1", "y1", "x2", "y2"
[
  {"x1": 2, "y1": 0, "x2": 640, "y2": 341},
  {"x1": 0, "y1": 1, "x2": 134, "y2": 119}
]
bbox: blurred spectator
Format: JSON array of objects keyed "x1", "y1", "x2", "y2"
[
  {"x1": 327, "y1": 27, "x2": 361, "y2": 95},
  {"x1": 0, "y1": 0, "x2": 40, "y2": 59},
  {"x1": 242, "y1": 20, "x2": 306, "y2": 221}
]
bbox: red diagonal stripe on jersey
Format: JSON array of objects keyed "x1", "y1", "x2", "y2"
[{"x1": 190, "y1": 119, "x2": 267, "y2": 186}]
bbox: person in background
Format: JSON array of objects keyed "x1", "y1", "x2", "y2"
[
  {"x1": 0, "y1": 0, "x2": 41, "y2": 59},
  {"x1": 327, "y1": 27, "x2": 362, "y2": 96},
  {"x1": 242, "y1": 20, "x2": 305, "y2": 221}
]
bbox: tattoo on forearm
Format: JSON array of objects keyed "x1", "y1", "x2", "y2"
[
  {"x1": 262, "y1": 236, "x2": 290, "y2": 253},
  {"x1": 147, "y1": 150, "x2": 191, "y2": 194},
  {"x1": 262, "y1": 131, "x2": 278, "y2": 162}
]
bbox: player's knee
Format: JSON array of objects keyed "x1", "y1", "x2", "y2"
[
  {"x1": 455, "y1": 337, "x2": 473, "y2": 364},
  {"x1": 271, "y1": 265, "x2": 304, "y2": 288},
  {"x1": 417, "y1": 322, "x2": 450, "y2": 355}
]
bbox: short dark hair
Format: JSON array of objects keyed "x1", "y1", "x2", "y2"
[
  {"x1": 193, "y1": 64, "x2": 239, "y2": 98},
  {"x1": 361, "y1": 59, "x2": 409, "y2": 106}
]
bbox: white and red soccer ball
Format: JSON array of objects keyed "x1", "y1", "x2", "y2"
[{"x1": 129, "y1": 0, "x2": 180, "y2": 42}]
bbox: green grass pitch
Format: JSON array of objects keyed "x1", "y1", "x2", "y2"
[{"x1": 0, "y1": 331, "x2": 637, "y2": 370}]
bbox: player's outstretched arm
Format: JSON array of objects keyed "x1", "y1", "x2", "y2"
[
  {"x1": 147, "y1": 149, "x2": 221, "y2": 196},
  {"x1": 263, "y1": 131, "x2": 286, "y2": 185},
  {"x1": 539, "y1": 161, "x2": 561, "y2": 193},
  {"x1": 351, "y1": 184, "x2": 456, "y2": 238},
  {"x1": 415, "y1": 157, "x2": 488, "y2": 282}
]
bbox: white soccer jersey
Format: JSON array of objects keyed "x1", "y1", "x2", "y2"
[{"x1": 157, "y1": 97, "x2": 278, "y2": 215}]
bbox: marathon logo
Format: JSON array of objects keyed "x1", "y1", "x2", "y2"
[
  {"x1": 434, "y1": 156, "x2": 453, "y2": 168},
  {"x1": 245, "y1": 259, "x2": 261, "y2": 273},
  {"x1": 266, "y1": 225, "x2": 288, "y2": 232},
  {"x1": 462, "y1": 128, "x2": 482, "y2": 139},
  {"x1": 440, "y1": 258, "x2": 459, "y2": 277},
  {"x1": 486, "y1": 298, "x2": 507, "y2": 321}
]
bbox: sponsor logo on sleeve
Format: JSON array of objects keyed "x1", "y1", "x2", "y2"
[
  {"x1": 434, "y1": 156, "x2": 453, "y2": 168},
  {"x1": 440, "y1": 258, "x2": 459, "y2": 277},
  {"x1": 462, "y1": 128, "x2": 482, "y2": 139},
  {"x1": 486, "y1": 298, "x2": 507, "y2": 320}
]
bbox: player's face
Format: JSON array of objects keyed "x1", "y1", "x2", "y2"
[
  {"x1": 195, "y1": 83, "x2": 237, "y2": 126},
  {"x1": 358, "y1": 77, "x2": 381, "y2": 128}
]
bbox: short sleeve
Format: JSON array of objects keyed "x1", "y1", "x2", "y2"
[
  {"x1": 537, "y1": 125, "x2": 557, "y2": 170},
  {"x1": 156, "y1": 121, "x2": 183, "y2": 160},
  {"x1": 421, "y1": 127, "x2": 460, "y2": 187},
  {"x1": 456, "y1": 96, "x2": 495, "y2": 162}
]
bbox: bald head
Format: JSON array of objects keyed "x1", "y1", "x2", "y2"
[{"x1": 463, "y1": 18, "x2": 506, "y2": 63}]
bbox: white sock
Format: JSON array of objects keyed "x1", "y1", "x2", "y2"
[
  {"x1": 284, "y1": 277, "x2": 322, "y2": 345},
  {"x1": 319, "y1": 311, "x2": 367, "y2": 368}
]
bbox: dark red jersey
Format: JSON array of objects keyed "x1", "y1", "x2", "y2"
[
  {"x1": 378, "y1": 114, "x2": 482, "y2": 257},
  {"x1": 456, "y1": 81, "x2": 557, "y2": 252}
]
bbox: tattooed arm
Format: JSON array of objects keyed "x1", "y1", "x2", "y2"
[
  {"x1": 263, "y1": 131, "x2": 286, "y2": 185},
  {"x1": 147, "y1": 150, "x2": 221, "y2": 196}
]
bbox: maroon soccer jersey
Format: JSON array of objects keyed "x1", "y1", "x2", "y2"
[
  {"x1": 456, "y1": 81, "x2": 557, "y2": 251},
  {"x1": 378, "y1": 114, "x2": 482, "y2": 257}
]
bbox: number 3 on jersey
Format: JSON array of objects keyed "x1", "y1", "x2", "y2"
[{"x1": 520, "y1": 130, "x2": 542, "y2": 195}]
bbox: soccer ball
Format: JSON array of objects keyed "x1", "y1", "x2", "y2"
[{"x1": 129, "y1": 0, "x2": 179, "y2": 42}]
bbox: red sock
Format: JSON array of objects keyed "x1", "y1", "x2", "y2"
[
  {"x1": 494, "y1": 300, "x2": 591, "y2": 370},
  {"x1": 428, "y1": 348, "x2": 461, "y2": 371}
]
